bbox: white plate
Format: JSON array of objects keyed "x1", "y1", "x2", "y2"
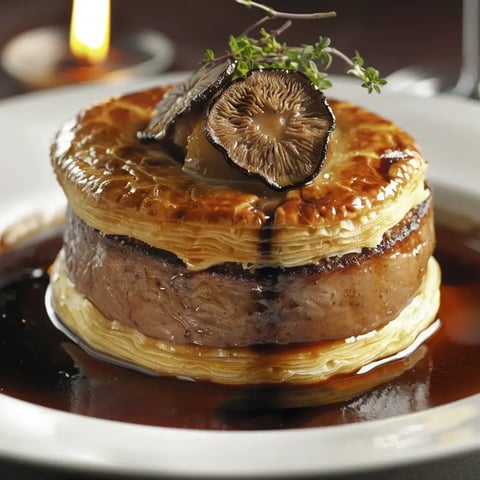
[{"x1": 0, "y1": 75, "x2": 479, "y2": 478}]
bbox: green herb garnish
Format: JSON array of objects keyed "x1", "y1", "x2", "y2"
[{"x1": 204, "y1": 0, "x2": 387, "y2": 93}]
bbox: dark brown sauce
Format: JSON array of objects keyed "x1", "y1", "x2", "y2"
[{"x1": 0, "y1": 219, "x2": 479, "y2": 430}]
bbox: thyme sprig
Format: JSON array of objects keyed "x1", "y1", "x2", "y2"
[{"x1": 204, "y1": 1, "x2": 387, "y2": 94}]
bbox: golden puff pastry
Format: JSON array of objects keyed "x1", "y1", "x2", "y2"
[{"x1": 51, "y1": 88, "x2": 429, "y2": 271}]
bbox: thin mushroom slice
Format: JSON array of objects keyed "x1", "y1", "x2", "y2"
[
  {"x1": 205, "y1": 69, "x2": 335, "y2": 191},
  {"x1": 139, "y1": 60, "x2": 236, "y2": 144}
]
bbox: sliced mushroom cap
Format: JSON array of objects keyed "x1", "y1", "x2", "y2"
[
  {"x1": 138, "y1": 60, "x2": 236, "y2": 146},
  {"x1": 205, "y1": 69, "x2": 335, "y2": 191}
]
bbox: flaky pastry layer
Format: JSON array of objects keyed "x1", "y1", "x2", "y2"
[
  {"x1": 50, "y1": 252, "x2": 440, "y2": 385},
  {"x1": 51, "y1": 87, "x2": 429, "y2": 270}
]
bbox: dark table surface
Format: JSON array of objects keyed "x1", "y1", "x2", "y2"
[{"x1": 0, "y1": 1, "x2": 478, "y2": 479}]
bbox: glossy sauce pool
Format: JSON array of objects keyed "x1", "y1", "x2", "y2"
[{"x1": 0, "y1": 218, "x2": 479, "y2": 430}]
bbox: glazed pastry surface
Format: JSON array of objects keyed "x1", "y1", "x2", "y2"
[{"x1": 51, "y1": 87, "x2": 429, "y2": 270}]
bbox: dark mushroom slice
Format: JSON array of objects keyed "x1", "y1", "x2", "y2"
[
  {"x1": 138, "y1": 60, "x2": 236, "y2": 150},
  {"x1": 205, "y1": 69, "x2": 335, "y2": 191}
]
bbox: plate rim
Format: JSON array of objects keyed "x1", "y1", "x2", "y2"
[{"x1": 0, "y1": 75, "x2": 480, "y2": 478}]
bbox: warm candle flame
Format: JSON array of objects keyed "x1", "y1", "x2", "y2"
[{"x1": 70, "y1": 0, "x2": 110, "y2": 64}]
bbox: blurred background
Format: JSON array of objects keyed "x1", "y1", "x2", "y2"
[{"x1": 0, "y1": 0, "x2": 463, "y2": 99}]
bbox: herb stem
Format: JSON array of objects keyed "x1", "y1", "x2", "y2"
[
  {"x1": 325, "y1": 47, "x2": 353, "y2": 67},
  {"x1": 269, "y1": 20, "x2": 293, "y2": 38},
  {"x1": 241, "y1": 15, "x2": 270, "y2": 36},
  {"x1": 242, "y1": 19, "x2": 292, "y2": 46},
  {"x1": 326, "y1": 48, "x2": 362, "y2": 79},
  {"x1": 235, "y1": 0, "x2": 336, "y2": 21}
]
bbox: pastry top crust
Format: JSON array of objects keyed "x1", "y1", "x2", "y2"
[{"x1": 51, "y1": 86, "x2": 429, "y2": 270}]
